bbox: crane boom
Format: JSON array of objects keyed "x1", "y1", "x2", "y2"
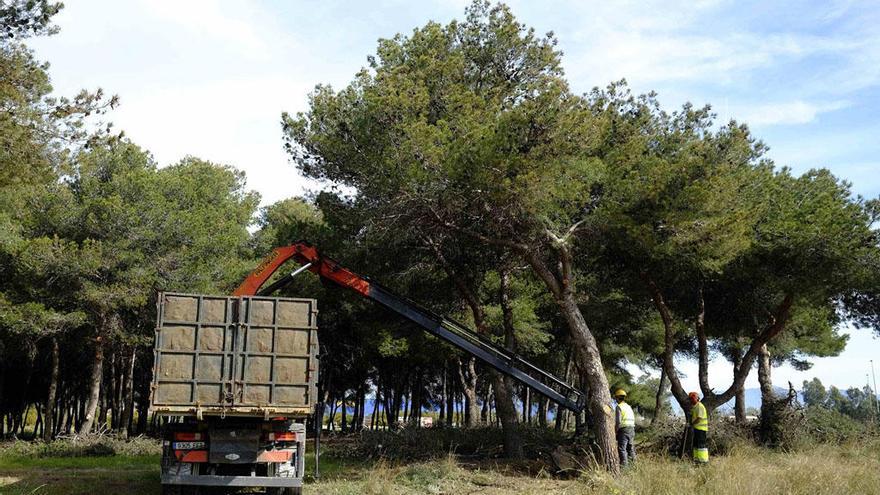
[{"x1": 234, "y1": 242, "x2": 586, "y2": 413}]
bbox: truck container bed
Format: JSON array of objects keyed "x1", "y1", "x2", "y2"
[{"x1": 150, "y1": 292, "x2": 318, "y2": 418}]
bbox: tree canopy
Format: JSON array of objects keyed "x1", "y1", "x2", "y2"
[{"x1": 0, "y1": 1, "x2": 878, "y2": 475}]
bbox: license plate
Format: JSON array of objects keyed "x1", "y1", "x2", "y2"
[{"x1": 173, "y1": 441, "x2": 206, "y2": 450}]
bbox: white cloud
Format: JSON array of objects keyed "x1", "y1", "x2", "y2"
[
  {"x1": 136, "y1": 0, "x2": 290, "y2": 58},
  {"x1": 564, "y1": 17, "x2": 855, "y2": 90},
  {"x1": 31, "y1": 0, "x2": 330, "y2": 206},
  {"x1": 115, "y1": 75, "x2": 315, "y2": 204},
  {"x1": 737, "y1": 99, "x2": 848, "y2": 126}
]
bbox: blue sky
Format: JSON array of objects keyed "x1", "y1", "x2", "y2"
[{"x1": 27, "y1": 0, "x2": 880, "y2": 392}]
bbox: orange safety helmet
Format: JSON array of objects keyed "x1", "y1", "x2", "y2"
[{"x1": 688, "y1": 391, "x2": 700, "y2": 403}]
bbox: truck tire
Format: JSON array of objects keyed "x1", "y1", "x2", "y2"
[
  {"x1": 162, "y1": 486, "x2": 202, "y2": 495},
  {"x1": 268, "y1": 488, "x2": 301, "y2": 495}
]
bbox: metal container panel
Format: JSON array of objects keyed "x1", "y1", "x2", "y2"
[{"x1": 150, "y1": 292, "x2": 318, "y2": 418}]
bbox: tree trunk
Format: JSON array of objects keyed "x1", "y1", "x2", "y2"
[
  {"x1": 495, "y1": 268, "x2": 523, "y2": 457},
  {"x1": 341, "y1": 395, "x2": 348, "y2": 432},
  {"x1": 758, "y1": 343, "x2": 775, "y2": 416},
  {"x1": 555, "y1": 353, "x2": 572, "y2": 431},
  {"x1": 64, "y1": 398, "x2": 74, "y2": 434},
  {"x1": 731, "y1": 350, "x2": 746, "y2": 423},
  {"x1": 98, "y1": 384, "x2": 108, "y2": 430},
  {"x1": 457, "y1": 358, "x2": 480, "y2": 427},
  {"x1": 446, "y1": 371, "x2": 455, "y2": 427},
  {"x1": 357, "y1": 386, "x2": 367, "y2": 431},
  {"x1": 480, "y1": 384, "x2": 490, "y2": 424},
  {"x1": 327, "y1": 397, "x2": 337, "y2": 431},
  {"x1": 557, "y1": 293, "x2": 618, "y2": 472},
  {"x1": 537, "y1": 396, "x2": 548, "y2": 427},
  {"x1": 383, "y1": 388, "x2": 394, "y2": 428},
  {"x1": 110, "y1": 350, "x2": 119, "y2": 429},
  {"x1": 492, "y1": 374, "x2": 523, "y2": 458},
  {"x1": 43, "y1": 337, "x2": 60, "y2": 442},
  {"x1": 439, "y1": 362, "x2": 447, "y2": 426},
  {"x1": 641, "y1": 272, "x2": 793, "y2": 414},
  {"x1": 371, "y1": 393, "x2": 379, "y2": 430},
  {"x1": 34, "y1": 408, "x2": 42, "y2": 439},
  {"x1": 79, "y1": 336, "x2": 105, "y2": 435},
  {"x1": 521, "y1": 247, "x2": 618, "y2": 473},
  {"x1": 651, "y1": 366, "x2": 667, "y2": 424},
  {"x1": 119, "y1": 348, "x2": 136, "y2": 438}
]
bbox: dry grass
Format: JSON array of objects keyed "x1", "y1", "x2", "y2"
[
  {"x1": 307, "y1": 439, "x2": 880, "y2": 495},
  {"x1": 1, "y1": 435, "x2": 876, "y2": 494}
]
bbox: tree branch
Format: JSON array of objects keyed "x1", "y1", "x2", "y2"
[
  {"x1": 640, "y1": 271, "x2": 690, "y2": 410},
  {"x1": 544, "y1": 218, "x2": 588, "y2": 247},
  {"x1": 524, "y1": 249, "x2": 563, "y2": 299},
  {"x1": 423, "y1": 235, "x2": 489, "y2": 335},
  {"x1": 695, "y1": 288, "x2": 711, "y2": 396},
  {"x1": 429, "y1": 208, "x2": 528, "y2": 252},
  {"x1": 704, "y1": 294, "x2": 794, "y2": 408}
]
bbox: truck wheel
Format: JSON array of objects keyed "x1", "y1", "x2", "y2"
[
  {"x1": 162, "y1": 486, "x2": 202, "y2": 495},
  {"x1": 267, "y1": 488, "x2": 301, "y2": 495}
]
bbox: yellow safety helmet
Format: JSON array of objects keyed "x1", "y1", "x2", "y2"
[{"x1": 614, "y1": 389, "x2": 627, "y2": 397}]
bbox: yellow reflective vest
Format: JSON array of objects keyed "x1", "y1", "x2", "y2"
[
  {"x1": 691, "y1": 401, "x2": 708, "y2": 431},
  {"x1": 616, "y1": 402, "x2": 635, "y2": 429}
]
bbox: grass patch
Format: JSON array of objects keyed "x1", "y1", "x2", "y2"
[
  {"x1": 307, "y1": 440, "x2": 880, "y2": 495},
  {"x1": 0, "y1": 435, "x2": 160, "y2": 458},
  {"x1": 0, "y1": 454, "x2": 158, "y2": 495},
  {"x1": 0, "y1": 454, "x2": 159, "y2": 470},
  {"x1": 1, "y1": 430, "x2": 876, "y2": 494},
  {"x1": 0, "y1": 437, "x2": 161, "y2": 495}
]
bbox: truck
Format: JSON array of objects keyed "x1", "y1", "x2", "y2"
[
  {"x1": 151, "y1": 293, "x2": 316, "y2": 494},
  {"x1": 151, "y1": 241, "x2": 585, "y2": 494}
]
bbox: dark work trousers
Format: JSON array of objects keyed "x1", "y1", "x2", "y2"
[
  {"x1": 617, "y1": 427, "x2": 636, "y2": 466},
  {"x1": 692, "y1": 428, "x2": 709, "y2": 463}
]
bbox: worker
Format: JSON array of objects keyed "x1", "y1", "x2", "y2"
[
  {"x1": 613, "y1": 388, "x2": 635, "y2": 466},
  {"x1": 689, "y1": 391, "x2": 709, "y2": 464}
]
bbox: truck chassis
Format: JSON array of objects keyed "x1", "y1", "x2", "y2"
[{"x1": 160, "y1": 417, "x2": 305, "y2": 494}]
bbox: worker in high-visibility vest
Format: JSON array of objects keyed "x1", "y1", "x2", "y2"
[
  {"x1": 614, "y1": 389, "x2": 636, "y2": 466},
  {"x1": 689, "y1": 391, "x2": 709, "y2": 464}
]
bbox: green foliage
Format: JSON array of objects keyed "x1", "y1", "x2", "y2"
[
  {"x1": 803, "y1": 406, "x2": 873, "y2": 445},
  {"x1": 802, "y1": 377, "x2": 879, "y2": 422},
  {"x1": 480, "y1": 270, "x2": 551, "y2": 356},
  {"x1": 802, "y1": 378, "x2": 827, "y2": 407},
  {"x1": 0, "y1": 0, "x2": 877, "y2": 464},
  {"x1": 6, "y1": 143, "x2": 259, "y2": 327},
  {"x1": 0, "y1": 0, "x2": 63, "y2": 39},
  {"x1": 284, "y1": 0, "x2": 596, "y2": 249},
  {"x1": 606, "y1": 374, "x2": 667, "y2": 420}
]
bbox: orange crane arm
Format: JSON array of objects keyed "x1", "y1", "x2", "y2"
[
  {"x1": 233, "y1": 241, "x2": 586, "y2": 413},
  {"x1": 232, "y1": 242, "x2": 370, "y2": 297}
]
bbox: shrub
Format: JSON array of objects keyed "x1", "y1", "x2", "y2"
[
  {"x1": 0, "y1": 434, "x2": 160, "y2": 458},
  {"x1": 636, "y1": 416, "x2": 755, "y2": 457},
  {"x1": 330, "y1": 425, "x2": 569, "y2": 461},
  {"x1": 802, "y1": 406, "x2": 871, "y2": 445}
]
